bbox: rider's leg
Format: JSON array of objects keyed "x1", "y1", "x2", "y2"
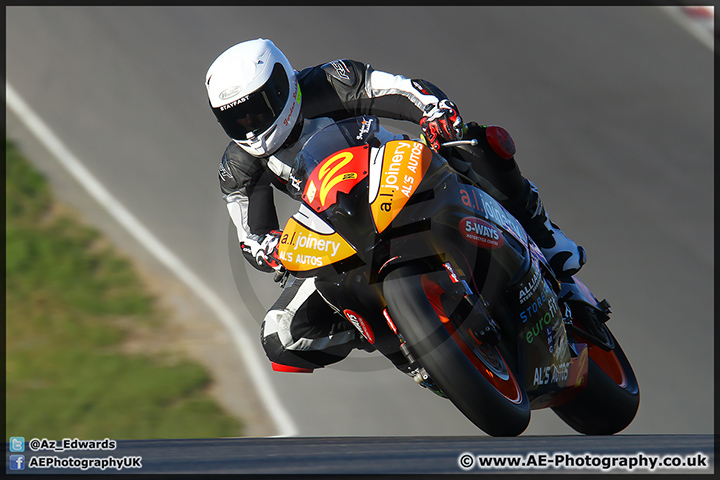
[
  {"x1": 261, "y1": 276, "x2": 363, "y2": 371},
  {"x1": 447, "y1": 122, "x2": 586, "y2": 278},
  {"x1": 504, "y1": 178, "x2": 587, "y2": 277}
]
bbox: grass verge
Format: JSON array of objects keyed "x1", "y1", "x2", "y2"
[{"x1": 5, "y1": 139, "x2": 243, "y2": 439}]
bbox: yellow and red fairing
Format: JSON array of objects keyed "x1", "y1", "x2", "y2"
[
  {"x1": 278, "y1": 215, "x2": 357, "y2": 272},
  {"x1": 369, "y1": 140, "x2": 433, "y2": 233},
  {"x1": 279, "y1": 140, "x2": 434, "y2": 272},
  {"x1": 302, "y1": 146, "x2": 369, "y2": 213}
]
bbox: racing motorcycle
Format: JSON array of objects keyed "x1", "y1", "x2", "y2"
[{"x1": 276, "y1": 115, "x2": 639, "y2": 436}]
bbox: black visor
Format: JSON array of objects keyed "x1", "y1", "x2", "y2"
[{"x1": 213, "y1": 63, "x2": 290, "y2": 141}]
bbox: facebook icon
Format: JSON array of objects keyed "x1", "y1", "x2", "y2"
[{"x1": 9, "y1": 455, "x2": 25, "y2": 470}]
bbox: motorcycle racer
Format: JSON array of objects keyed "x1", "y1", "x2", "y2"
[{"x1": 205, "y1": 38, "x2": 586, "y2": 372}]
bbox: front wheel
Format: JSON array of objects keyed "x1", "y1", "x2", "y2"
[
  {"x1": 383, "y1": 266, "x2": 530, "y2": 436},
  {"x1": 551, "y1": 305, "x2": 640, "y2": 435}
]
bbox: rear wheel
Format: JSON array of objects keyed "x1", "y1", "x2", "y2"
[
  {"x1": 552, "y1": 305, "x2": 640, "y2": 435},
  {"x1": 383, "y1": 265, "x2": 530, "y2": 436}
]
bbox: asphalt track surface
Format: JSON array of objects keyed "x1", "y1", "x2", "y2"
[{"x1": 5, "y1": 5, "x2": 715, "y2": 474}]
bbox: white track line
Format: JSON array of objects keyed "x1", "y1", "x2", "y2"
[{"x1": 6, "y1": 82, "x2": 299, "y2": 438}]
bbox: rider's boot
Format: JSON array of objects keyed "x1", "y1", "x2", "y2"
[{"x1": 506, "y1": 179, "x2": 587, "y2": 278}]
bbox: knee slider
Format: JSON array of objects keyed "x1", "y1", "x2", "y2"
[
  {"x1": 485, "y1": 125, "x2": 516, "y2": 160},
  {"x1": 260, "y1": 326, "x2": 285, "y2": 364},
  {"x1": 261, "y1": 329, "x2": 320, "y2": 370}
]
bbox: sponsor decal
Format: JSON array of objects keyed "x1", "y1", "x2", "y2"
[
  {"x1": 519, "y1": 266, "x2": 542, "y2": 304},
  {"x1": 219, "y1": 94, "x2": 250, "y2": 111},
  {"x1": 525, "y1": 312, "x2": 552, "y2": 343},
  {"x1": 282, "y1": 79, "x2": 299, "y2": 126},
  {"x1": 218, "y1": 162, "x2": 233, "y2": 182},
  {"x1": 331, "y1": 60, "x2": 350, "y2": 80},
  {"x1": 519, "y1": 285, "x2": 556, "y2": 323},
  {"x1": 411, "y1": 79, "x2": 433, "y2": 96},
  {"x1": 344, "y1": 309, "x2": 375, "y2": 344},
  {"x1": 481, "y1": 197, "x2": 524, "y2": 244},
  {"x1": 520, "y1": 289, "x2": 547, "y2": 323},
  {"x1": 278, "y1": 218, "x2": 356, "y2": 271},
  {"x1": 526, "y1": 311, "x2": 554, "y2": 344},
  {"x1": 443, "y1": 262, "x2": 461, "y2": 283},
  {"x1": 460, "y1": 217, "x2": 504, "y2": 249},
  {"x1": 524, "y1": 286, "x2": 560, "y2": 343},
  {"x1": 459, "y1": 187, "x2": 525, "y2": 244},
  {"x1": 532, "y1": 361, "x2": 570, "y2": 386},
  {"x1": 547, "y1": 325, "x2": 555, "y2": 354},
  {"x1": 303, "y1": 146, "x2": 368, "y2": 213},
  {"x1": 370, "y1": 140, "x2": 432, "y2": 233},
  {"x1": 288, "y1": 172, "x2": 302, "y2": 193},
  {"x1": 219, "y1": 85, "x2": 243, "y2": 101},
  {"x1": 459, "y1": 188, "x2": 486, "y2": 216},
  {"x1": 356, "y1": 117, "x2": 374, "y2": 140}
]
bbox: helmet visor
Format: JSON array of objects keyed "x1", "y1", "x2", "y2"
[{"x1": 214, "y1": 63, "x2": 290, "y2": 141}]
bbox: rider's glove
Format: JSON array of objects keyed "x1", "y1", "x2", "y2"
[
  {"x1": 419, "y1": 99, "x2": 464, "y2": 150},
  {"x1": 241, "y1": 230, "x2": 285, "y2": 273}
]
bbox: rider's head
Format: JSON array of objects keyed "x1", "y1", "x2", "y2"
[{"x1": 205, "y1": 38, "x2": 301, "y2": 157}]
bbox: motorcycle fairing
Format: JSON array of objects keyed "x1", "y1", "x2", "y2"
[
  {"x1": 369, "y1": 140, "x2": 433, "y2": 234},
  {"x1": 344, "y1": 309, "x2": 376, "y2": 344},
  {"x1": 504, "y1": 256, "x2": 576, "y2": 404},
  {"x1": 302, "y1": 145, "x2": 370, "y2": 213},
  {"x1": 425, "y1": 178, "x2": 587, "y2": 406},
  {"x1": 529, "y1": 342, "x2": 589, "y2": 409},
  {"x1": 314, "y1": 273, "x2": 404, "y2": 359},
  {"x1": 457, "y1": 184, "x2": 527, "y2": 247},
  {"x1": 278, "y1": 204, "x2": 357, "y2": 272}
]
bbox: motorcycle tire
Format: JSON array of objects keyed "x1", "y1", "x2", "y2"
[
  {"x1": 552, "y1": 322, "x2": 640, "y2": 435},
  {"x1": 383, "y1": 265, "x2": 530, "y2": 437}
]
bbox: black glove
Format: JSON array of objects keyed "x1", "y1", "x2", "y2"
[
  {"x1": 240, "y1": 230, "x2": 285, "y2": 273},
  {"x1": 419, "y1": 99, "x2": 464, "y2": 150}
]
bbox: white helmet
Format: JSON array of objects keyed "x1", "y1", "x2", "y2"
[{"x1": 205, "y1": 39, "x2": 301, "y2": 157}]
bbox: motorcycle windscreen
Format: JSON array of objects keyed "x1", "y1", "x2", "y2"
[{"x1": 288, "y1": 116, "x2": 381, "y2": 201}]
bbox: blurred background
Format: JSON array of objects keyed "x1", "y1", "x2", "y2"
[{"x1": 6, "y1": 6, "x2": 713, "y2": 438}]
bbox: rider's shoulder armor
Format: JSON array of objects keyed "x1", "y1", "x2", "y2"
[
  {"x1": 297, "y1": 59, "x2": 370, "y2": 120},
  {"x1": 320, "y1": 59, "x2": 362, "y2": 87},
  {"x1": 218, "y1": 141, "x2": 267, "y2": 195}
]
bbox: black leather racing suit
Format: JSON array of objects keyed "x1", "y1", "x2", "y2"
[{"x1": 217, "y1": 59, "x2": 526, "y2": 370}]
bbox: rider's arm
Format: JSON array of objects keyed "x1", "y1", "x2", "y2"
[
  {"x1": 299, "y1": 59, "x2": 451, "y2": 123},
  {"x1": 219, "y1": 142, "x2": 282, "y2": 272}
]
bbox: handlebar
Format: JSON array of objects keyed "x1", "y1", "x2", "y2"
[{"x1": 441, "y1": 139, "x2": 479, "y2": 148}]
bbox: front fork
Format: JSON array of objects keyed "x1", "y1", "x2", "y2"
[{"x1": 387, "y1": 260, "x2": 501, "y2": 396}]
